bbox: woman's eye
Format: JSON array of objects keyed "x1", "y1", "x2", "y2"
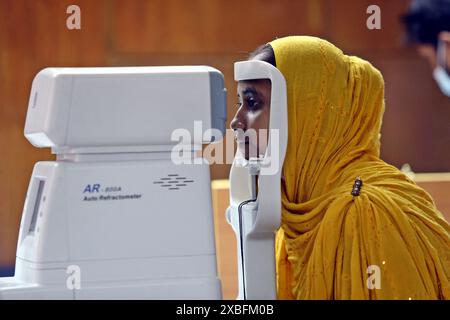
[{"x1": 246, "y1": 98, "x2": 258, "y2": 109}]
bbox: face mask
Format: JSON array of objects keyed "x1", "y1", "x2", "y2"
[
  {"x1": 433, "y1": 67, "x2": 450, "y2": 97},
  {"x1": 433, "y1": 39, "x2": 450, "y2": 97}
]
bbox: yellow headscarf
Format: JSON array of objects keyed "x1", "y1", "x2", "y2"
[{"x1": 271, "y1": 36, "x2": 450, "y2": 299}]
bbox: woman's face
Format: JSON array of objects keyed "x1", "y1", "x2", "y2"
[{"x1": 230, "y1": 79, "x2": 271, "y2": 159}]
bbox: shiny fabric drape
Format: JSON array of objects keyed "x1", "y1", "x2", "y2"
[{"x1": 271, "y1": 36, "x2": 450, "y2": 299}]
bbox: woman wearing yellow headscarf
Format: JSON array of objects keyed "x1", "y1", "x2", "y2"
[{"x1": 230, "y1": 36, "x2": 450, "y2": 299}]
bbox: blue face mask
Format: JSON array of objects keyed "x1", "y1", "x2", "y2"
[
  {"x1": 433, "y1": 39, "x2": 450, "y2": 97},
  {"x1": 433, "y1": 67, "x2": 450, "y2": 97}
]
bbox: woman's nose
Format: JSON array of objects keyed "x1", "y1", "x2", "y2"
[
  {"x1": 230, "y1": 117, "x2": 246, "y2": 132},
  {"x1": 230, "y1": 109, "x2": 246, "y2": 131}
]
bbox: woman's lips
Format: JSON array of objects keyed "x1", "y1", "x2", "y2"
[{"x1": 234, "y1": 130, "x2": 249, "y2": 144}]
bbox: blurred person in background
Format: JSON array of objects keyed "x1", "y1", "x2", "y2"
[{"x1": 402, "y1": 0, "x2": 450, "y2": 97}]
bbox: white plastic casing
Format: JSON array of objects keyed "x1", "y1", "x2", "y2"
[
  {"x1": 227, "y1": 60, "x2": 288, "y2": 300},
  {"x1": 0, "y1": 66, "x2": 226, "y2": 299},
  {"x1": 24, "y1": 66, "x2": 227, "y2": 153}
]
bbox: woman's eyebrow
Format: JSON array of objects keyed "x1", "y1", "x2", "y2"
[{"x1": 242, "y1": 88, "x2": 259, "y2": 96}]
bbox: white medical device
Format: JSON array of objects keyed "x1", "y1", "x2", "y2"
[
  {"x1": 0, "y1": 66, "x2": 226, "y2": 299},
  {"x1": 226, "y1": 60, "x2": 288, "y2": 299}
]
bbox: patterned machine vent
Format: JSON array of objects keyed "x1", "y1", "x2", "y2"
[{"x1": 153, "y1": 173, "x2": 195, "y2": 190}]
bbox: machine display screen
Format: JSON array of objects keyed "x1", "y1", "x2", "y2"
[{"x1": 29, "y1": 179, "x2": 45, "y2": 233}]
